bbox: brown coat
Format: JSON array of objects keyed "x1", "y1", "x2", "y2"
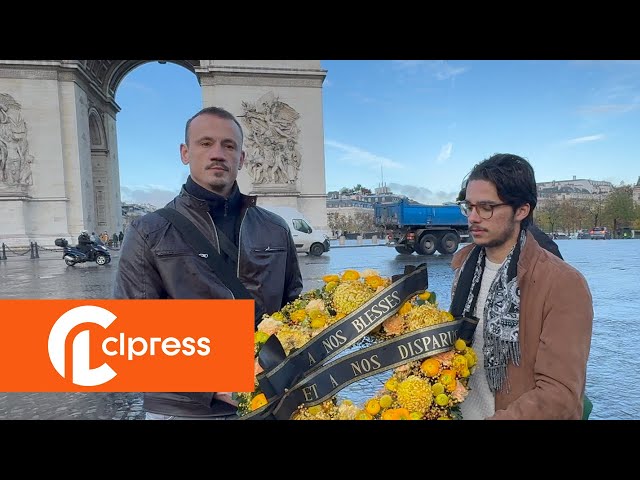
[{"x1": 451, "y1": 230, "x2": 593, "y2": 419}]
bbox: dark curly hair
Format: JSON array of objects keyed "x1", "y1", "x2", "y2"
[{"x1": 459, "y1": 153, "x2": 537, "y2": 227}]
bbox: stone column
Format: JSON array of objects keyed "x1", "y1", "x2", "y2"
[{"x1": 196, "y1": 60, "x2": 328, "y2": 230}]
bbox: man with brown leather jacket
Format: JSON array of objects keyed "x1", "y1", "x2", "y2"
[
  {"x1": 113, "y1": 106, "x2": 303, "y2": 420},
  {"x1": 451, "y1": 153, "x2": 593, "y2": 419}
]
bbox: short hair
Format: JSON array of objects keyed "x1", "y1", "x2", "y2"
[
  {"x1": 184, "y1": 106, "x2": 243, "y2": 145},
  {"x1": 462, "y1": 153, "x2": 537, "y2": 227}
]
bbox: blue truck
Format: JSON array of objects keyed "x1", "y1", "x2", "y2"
[{"x1": 374, "y1": 199, "x2": 469, "y2": 255}]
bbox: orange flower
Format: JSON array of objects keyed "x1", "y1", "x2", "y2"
[
  {"x1": 365, "y1": 399, "x2": 381, "y2": 416},
  {"x1": 250, "y1": 393, "x2": 268, "y2": 411},
  {"x1": 381, "y1": 408, "x2": 411, "y2": 420},
  {"x1": 365, "y1": 275, "x2": 385, "y2": 289},
  {"x1": 322, "y1": 274, "x2": 340, "y2": 283},
  {"x1": 341, "y1": 269, "x2": 360, "y2": 281},
  {"x1": 439, "y1": 369, "x2": 458, "y2": 392},
  {"x1": 420, "y1": 358, "x2": 441, "y2": 377}
]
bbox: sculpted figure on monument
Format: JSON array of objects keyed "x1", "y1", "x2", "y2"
[
  {"x1": 0, "y1": 93, "x2": 33, "y2": 188},
  {"x1": 240, "y1": 92, "x2": 302, "y2": 186}
]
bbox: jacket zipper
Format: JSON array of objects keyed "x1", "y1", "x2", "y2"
[
  {"x1": 237, "y1": 208, "x2": 248, "y2": 277},
  {"x1": 205, "y1": 211, "x2": 235, "y2": 300}
]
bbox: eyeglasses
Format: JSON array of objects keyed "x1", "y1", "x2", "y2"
[{"x1": 457, "y1": 201, "x2": 510, "y2": 220}]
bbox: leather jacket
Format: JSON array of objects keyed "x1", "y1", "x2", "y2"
[{"x1": 113, "y1": 186, "x2": 303, "y2": 417}]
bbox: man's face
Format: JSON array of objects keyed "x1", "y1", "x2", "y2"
[
  {"x1": 180, "y1": 113, "x2": 245, "y2": 197},
  {"x1": 465, "y1": 179, "x2": 526, "y2": 249}
]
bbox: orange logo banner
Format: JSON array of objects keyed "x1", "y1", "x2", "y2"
[{"x1": 0, "y1": 300, "x2": 255, "y2": 392}]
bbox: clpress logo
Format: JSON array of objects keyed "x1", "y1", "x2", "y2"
[
  {"x1": 0, "y1": 300, "x2": 254, "y2": 392},
  {"x1": 48, "y1": 305, "x2": 118, "y2": 386}
]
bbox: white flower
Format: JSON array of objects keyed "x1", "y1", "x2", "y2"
[
  {"x1": 361, "y1": 269, "x2": 380, "y2": 278},
  {"x1": 305, "y1": 299, "x2": 326, "y2": 313},
  {"x1": 257, "y1": 317, "x2": 283, "y2": 335}
]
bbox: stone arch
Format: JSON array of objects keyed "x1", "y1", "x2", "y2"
[{"x1": 103, "y1": 60, "x2": 200, "y2": 97}]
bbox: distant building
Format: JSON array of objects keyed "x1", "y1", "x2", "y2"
[
  {"x1": 121, "y1": 202, "x2": 157, "y2": 231},
  {"x1": 634, "y1": 177, "x2": 640, "y2": 206},
  {"x1": 326, "y1": 184, "x2": 406, "y2": 234},
  {"x1": 537, "y1": 176, "x2": 614, "y2": 207},
  {"x1": 326, "y1": 184, "x2": 405, "y2": 218}
]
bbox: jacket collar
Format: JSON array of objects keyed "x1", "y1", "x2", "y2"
[
  {"x1": 452, "y1": 229, "x2": 543, "y2": 278},
  {"x1": 177, "y1": 178, "x2": 257, "y2": 212}
]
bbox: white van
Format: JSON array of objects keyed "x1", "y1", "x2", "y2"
[{"x1": 261, "y1": 206, "x2": 330, "y2": 256}]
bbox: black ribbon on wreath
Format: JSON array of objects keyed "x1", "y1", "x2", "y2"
[{"x1": 239, "y1": 263, "x2": 465, "y2": 420}]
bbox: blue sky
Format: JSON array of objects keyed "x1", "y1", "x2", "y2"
[{"x1": 115, "y1": 60, "x2": 640, "y2": 207}]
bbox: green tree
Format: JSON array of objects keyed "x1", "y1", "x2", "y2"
[
  {"x1": 585, "y1": 194, "x2": 606, "y2": 228},
  {"x1": 536, "y1": 198, "x2": 563, "y2": 233},
  {"x1": 602, "y1": 185, "x2": 634, "y2": 236}
]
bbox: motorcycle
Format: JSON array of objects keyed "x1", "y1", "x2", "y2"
[{"x1": 54, "y1": 238, "x2": 111, "y2": 266}]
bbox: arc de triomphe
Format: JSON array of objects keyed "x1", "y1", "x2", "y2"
[{"x1": 0, "y1": 60, "x2": 327, "y2": 245}]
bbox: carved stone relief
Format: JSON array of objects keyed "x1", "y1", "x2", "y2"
[
  {"x1": 239, "y1": 92, "x2": 302, "y2": 187},
  {"x1": 0, "y1": 93, "x2": 33, "y2": 190}
]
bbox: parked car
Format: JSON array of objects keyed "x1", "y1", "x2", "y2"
[
  {"x1": 589, "y1": 227, "x2": 612, "y2": 239},
  {"x1": 576, "y1": 229, "x2": 590, "y2": 239},
  {"x1": 261, "y1": 206, "x2": 330, "y2": 256}
]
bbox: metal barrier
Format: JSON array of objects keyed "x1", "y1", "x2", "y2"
[{"x1": 1, "y1": 240, "x2": 119, "y2": 260}]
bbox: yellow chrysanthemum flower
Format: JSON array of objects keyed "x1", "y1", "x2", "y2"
[
  {"x1": 396, "y1": 375, "x2": 433, "y2": 413},
  {"x1": 331, "y1": 281, "x2": 374, "y2": 315},
  {"x1": 405, "y1": 303, "x2": 443, "y2": 330}
]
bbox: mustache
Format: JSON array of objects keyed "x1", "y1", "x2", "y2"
[{"x1": 206, "y1": 162, "x2": 229, "y2": 171}]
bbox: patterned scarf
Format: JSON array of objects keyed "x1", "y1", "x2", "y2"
[{"x1": 450, "y1": 229, "x2": 526, "y2": 392}]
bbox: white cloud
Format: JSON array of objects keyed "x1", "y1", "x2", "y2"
[
  {"x1": 121, "y1": 184, "x2": 179, "y2": 208},
  {"x1": 392, "y1": 60, "x2": 470, "y2": 81},
  {"x1": 566, "y1": 134, "x2": 605, "y2": 145},
  {"x1": 119, "y1": 80, "x2": 155, "y2": 95},
  {"x1": 579, "y1": 103, "x2": 640, "y2": 115},
  {"x1": 325, "y1": 140, "x2": 404, "y2": 169},
  {"x1": 387, "y1": 183, "x2": 460, "y2": 204},
  {"x1": 436, "y1": 143, "x2": 453, "y2": 163}
]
